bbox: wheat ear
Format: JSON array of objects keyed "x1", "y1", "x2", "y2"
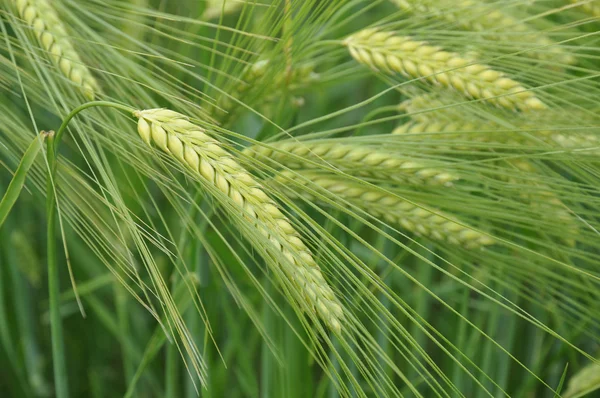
[
  {"x1": 134, "y1": 109, "x2": 343, "y2": 333},
  {"x1": 394, "y1": 117, "x2": 600, "y2": 153},
  {"x1": 344, "y1": 29, "x2": 546, "y2": 112},
  {"x1": 13, "y1": 0, "x2": 100, "y2": 100},
  {"x1": 244, "y1": 140, "x2": 459, "y2": 186},
  {"x1": 275, "y1": 171, "x2": 494, "y2": 249},
  {"x1": 392, "y1": 120, "x2": 530, "y2": 149},
  {"x1": 504, "y1": 159, "x2": 577, "y2": 246},
  {"x1": 391, "y1": 0, "x2": 575, "y2": 65}
]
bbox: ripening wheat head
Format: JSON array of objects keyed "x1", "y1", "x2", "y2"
[
  {"x1": 391, "y1": 0, "x2": 575, "y2": 64},
  {"x1": 394, "y1": 116, "x2": 600, "y2": 153},
  {"x1": 243, "y1": 140, "x2": 459, "y2": 186},
  {"x1": 12, "y1": 0, "x2": 100, "y2": 99},
  {"x1": 134, "y1": 109, "x2": 344, "y2": 333},
  {"x1": 392, "y1": 119, "x2": 527, "y2": 148},
  {"x1": 344, "y1": 29, "x2": 547, "y2": 112},
  {"x1": 274, "y1": 171, "x2": 495, "y2": 249},
  {"x1": 503, "y1": 159, "x2": 578, "y2": 246}
]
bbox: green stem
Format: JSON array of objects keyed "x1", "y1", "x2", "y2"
[
  {"x1": 46, "y1": 133, "x2": 69, "y2": 398},
  {"x1": 46, "y1": 101, "x2": 135, "y2": 398},
  {"x1": 52, "y1": 101, "x2": 135, "y2": 154}
]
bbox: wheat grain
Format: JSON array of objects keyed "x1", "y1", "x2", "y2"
[
  {"x1": 344, "y1": 29, "x2": 547, "y2": 112},
  {"x1": 12, "y1": 0, "x2": 100, "y2": 100},
  {"x1": 243, "y1": 140, "x2": 459, "y2": 186},
  {"x1": 391, "y1": 0, "x2": 575, "y2": 64},
  {"x1": 134, "y1": 108, "x2": 344, "y2": 332},
  {"x1": 275, "y1": 171, "x2": 494, "y2": 249}
]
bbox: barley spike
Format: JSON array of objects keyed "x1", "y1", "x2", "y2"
[
  {"x1": 134, "y1": 109, "x2": 344, "y2": 333},
  {"x1": 344, "y1": 29, "x2": 547, "y2": 112},
  {"x1": 392, "y1": 0, "x2": 575, "y2": 64},
  {"x1": 394, "y1": 118, "x2": 600, "y2": 152},
  {"x1": 12, "y1": 0, "x2": 100, "y2": 100},
  {"x1": 275, "y1": 171, "x2": 494, "y2": 249},
  {"x1": 244, "y1": 140, "x2": 459, "y2": 186}
]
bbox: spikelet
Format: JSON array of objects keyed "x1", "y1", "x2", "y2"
[
  {"x1": 243, "y1": 140, "x2": 459, "y2": 186},
  {"x1": 344, "y1": 29, "x2": 547, "y2": 112},
  {"x1": 274, "y1": 171, "x2": 494, "y2": 249},
  {"x1": 134, "y1": 109, "x2": 344, "y2": 333},
  {"x1": 391, "y1": 0, "x2": 575, "y2": 64},
  {"x1": 398, "y1": 92, "x2": 461, "y2": 122},
  {"x1": 12, "y1": 0, "x2": 100, "y2": 100},
  {"x1": 394, "y1": 120, "x2": 483, "y2": 135},
  {"x1": 570, "y1": 0, "x2": 600, "y2": 18}
]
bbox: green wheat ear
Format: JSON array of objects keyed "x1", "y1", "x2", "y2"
[
  {"x1": 344, "y1": 29, "x2": 547, "y2": 112},
  {"x1": 274, "y1": 170, "x2": 495, "y2": 249},
  {"x1": 12, "y1": 0, "x2": 100, "y2": 99},
  {"x1": 244, "y1": 139, "x2": 459, "y2": 186},
  {"x1": 134, "y1": 109, "x2": 344, "y2": 333},
  {"x1": 391, "y1": 0, "x2": 576, "y2": 65}
]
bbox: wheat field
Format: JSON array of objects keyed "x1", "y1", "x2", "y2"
[{"x1": 1, "y1": 1, "x2": 600, "y2": 397}]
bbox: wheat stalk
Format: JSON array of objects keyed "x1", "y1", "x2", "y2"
[
  {"x1": 134, "y1": 108, "x2": 344, "y2": 332},
  {"x1": 274, "y1": 171, "x2": 494, "y2": 249},
  {"x1": 244, "y1": 140, "x2": 459, "y2": 186},
  {"x1": 391, "y1": 0, "x2": 575, "y2": 64},
  {"x1": 344, "y1": 29, "x2": 547, "y2": 112},
  {"x1": 12, "y1": 0, "x2": 100, "y2": 100}
]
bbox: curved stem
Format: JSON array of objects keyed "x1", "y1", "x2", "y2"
[
  {"x1": 52, "y1": 101, "x2": 136, "y2": 154},
  {"x1": 46, "y1": 100, "x2": 135, "y2": 398}
]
